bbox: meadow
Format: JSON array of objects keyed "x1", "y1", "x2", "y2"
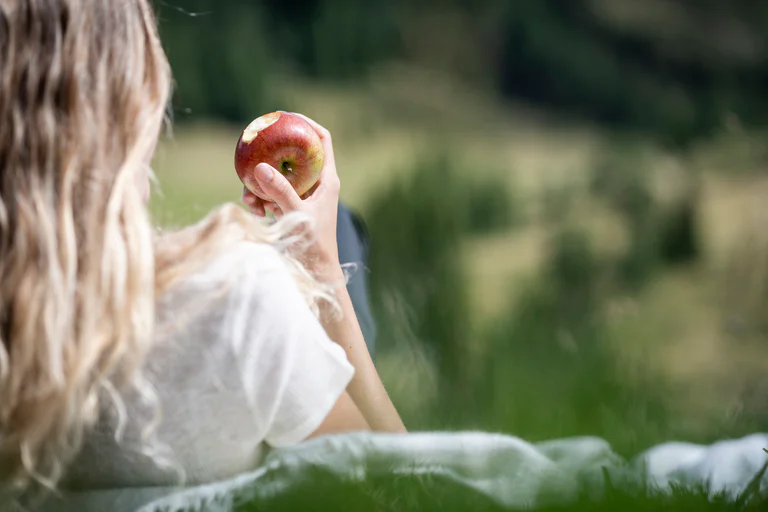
[{"x1": 150, "y1": 65, "x2": 768, "y2": 475}]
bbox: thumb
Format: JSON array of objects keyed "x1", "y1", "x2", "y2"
[{"x1": 253, "y1": 163, "x2": 302, "y2": 213}]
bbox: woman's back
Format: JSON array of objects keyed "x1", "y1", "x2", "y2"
[{"x1": 40, "y1": 241, "x2": 353, "y2": 510}]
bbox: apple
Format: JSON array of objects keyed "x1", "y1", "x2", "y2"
[{"x1": 234, "y1": 111, "x2": 325, "y2": 200}]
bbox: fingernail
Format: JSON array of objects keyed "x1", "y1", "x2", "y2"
[{"x1": 255, "y1": 164, "x2": 273, "y2": 183}]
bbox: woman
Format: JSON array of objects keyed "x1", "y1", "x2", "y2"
[{"x1": 0, "y1": 0, "x2": 404, "y2": 510}]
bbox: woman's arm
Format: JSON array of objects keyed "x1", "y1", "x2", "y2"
[
  {"x1": 317, "y1": 272, "x2": 406, "y2": 433},
  {"x1": 309, "y1": 390, "x2": 370, "y2": 439}
]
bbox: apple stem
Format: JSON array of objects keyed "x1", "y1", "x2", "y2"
[{"x1": 281, "y1": 161, "x2": 293, "y2": 174}]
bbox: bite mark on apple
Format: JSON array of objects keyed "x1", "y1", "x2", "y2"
[{"x1": 242, "y1": 112, "x2": 281, "y2": 144}]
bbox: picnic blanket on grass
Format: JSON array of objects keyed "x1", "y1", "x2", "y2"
[{"x1": 42, "y1": 432, "x2": 768, "y2": 512}]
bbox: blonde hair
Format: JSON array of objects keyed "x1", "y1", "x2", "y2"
[{"x1": 0, "y1": 0, "x2": 331, "y2": 496}]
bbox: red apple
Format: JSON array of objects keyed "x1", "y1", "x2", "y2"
[{"x1": 234, "y1": 112, "x2": 325, "y2": 201}]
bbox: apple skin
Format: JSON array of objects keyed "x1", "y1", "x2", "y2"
[{"x1": 234, "y1": 112, "x2": 325, "y2": 200}]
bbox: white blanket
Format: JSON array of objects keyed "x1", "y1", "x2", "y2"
[{"x1": 44, "y1": 432, "x2": 768, "y2": 512}]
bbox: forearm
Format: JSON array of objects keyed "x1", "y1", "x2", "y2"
[{"x1": 320, "y1": 276, "x2": 406, "y2": 433}]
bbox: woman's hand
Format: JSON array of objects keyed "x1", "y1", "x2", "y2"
[{"x1": 241, "y1": 113, "x2": 342, "y2": 280}]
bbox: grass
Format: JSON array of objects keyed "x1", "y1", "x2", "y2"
[{"x1": 229, "y1": 469, "x2": 765, "y2": 512}]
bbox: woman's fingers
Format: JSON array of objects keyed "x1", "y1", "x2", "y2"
[
  {"x1": 242, "y1": 186, "x2": 256, "y2": 205},
  {"x1": 253, "y1": 163, "x2": 303, "y2": 213},
  {"x1": 242, "y1": 186, "x2": 266, "y2": 216},
  {"x1": 251, "y1": 202, "x2": 266, "y2": 217}
]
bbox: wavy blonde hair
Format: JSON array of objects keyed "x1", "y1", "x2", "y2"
[{"x1": 0, "y1": 0, "x2": 331, "y2": 496}]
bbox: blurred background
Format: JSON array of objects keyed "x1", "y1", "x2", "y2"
[{"x1": 150, "y1": 0, "x2": 768, "y2": 457}]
